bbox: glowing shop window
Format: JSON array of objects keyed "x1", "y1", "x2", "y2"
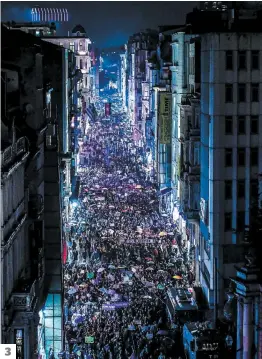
[{"x1": 43, "y1": 294, "x2": 62, "y2": 358}]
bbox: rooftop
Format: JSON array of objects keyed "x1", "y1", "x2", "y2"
[{"x1": 72, "y1": 24, "x2": 86, "y2": 34}]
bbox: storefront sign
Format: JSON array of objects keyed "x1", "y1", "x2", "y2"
[
  {"x1": 15, "y1": 329, "x2": 24, "y2": 359},
  {"x1": 159, "y1": 93, "x2": 172, "y2": 144}
]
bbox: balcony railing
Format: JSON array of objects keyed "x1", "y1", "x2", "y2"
[
  {"x1": 28, "y1": 194, "x2": 44, "y2": 219},
  {"x1": 189, "y1": 128, "x2": 200, "y2": 137},
  {"x1": 186, "y1": 209, "x2": 200, "y2": 222},
  {"x1": 189, "y1": 164, "x2": 200, "y2": 175},
  {"x1": 10, "y1": 279, "x2": 37, "y2": 311},
  {"x1": 1, "y1": 137, "x2": 28, "y2": 168}
]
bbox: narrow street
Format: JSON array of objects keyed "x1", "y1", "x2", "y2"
[{"x1": 64, "y1": 107, "x2": 193, "y2": 358}]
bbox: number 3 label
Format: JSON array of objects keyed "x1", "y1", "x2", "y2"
[
  {"x1": 5, "y1": 347, "x2": 11, "y2": 356},
  {"x1": 0, "y1": 344, "x2": 16, "y2": 358}
]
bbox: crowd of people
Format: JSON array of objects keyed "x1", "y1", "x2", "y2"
[{"x1": 63, "y1": 115, "x2": 195, "y2": 358}]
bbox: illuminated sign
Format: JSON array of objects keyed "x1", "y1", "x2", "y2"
[
  {"x1": 15, "y1": 329, "x2": 24, "y2": 359},
  {"x1": 159, "y1": 93, "x2": 172, "y2": 144},
  {"x1": 200, "y1": 198, "x2": 208, "y2": 225}
]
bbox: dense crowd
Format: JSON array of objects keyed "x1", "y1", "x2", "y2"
[{"x1": 63, "y1": 116, "x2": 195, "y2": 358}]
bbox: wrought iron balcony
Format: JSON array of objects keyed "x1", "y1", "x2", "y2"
[
  {"x1": 28, "y1": 194, "x2": 44, "y2": 219},
  {"x1": 10, "y1": 279, "x2": 37, "y2": 311},
  {"x1": 1, "y1": 137, "x2": 28, "y2": 170}
]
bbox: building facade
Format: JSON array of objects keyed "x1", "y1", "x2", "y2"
[
  {"x1": 41, "y1": 25, "x2": 93, "y2": 211},
  {"x1": 200, "y1": 28, "x2": 262, "y2": 310},
  {"x1": 1, "y1": 26, "x2": 62, "y2": 359},
  {"x1": 0, "y1": 24, "x2": 78, "y2": 358},
  {"x1": 170, "y1": 5, "x2": 262, "y2": 315},
  {"x1": 120, "y1": 50, "x2": 127, "y2": 111},
  {"x1": 126, "y1": 30, "x2": 158, "y2": 145},
  {"x1": 170, "y1": 30, "x2": 201, "y2": 283}
]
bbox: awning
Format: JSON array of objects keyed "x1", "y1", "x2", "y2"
[{"x1": 159, "y1": 187, "x2": 172, "y2": 196}]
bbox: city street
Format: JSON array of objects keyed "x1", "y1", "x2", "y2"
[{"x1": 63, "y1": 110, "x2": 193, "y2": 358}]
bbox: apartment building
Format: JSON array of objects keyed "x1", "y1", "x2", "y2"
[
  {"x1": 126, "y1": 30, "x2": 158, "y2": 145},
  {"x1": 171, "y1": 5, "x2": 262, "y2": 314},
  {"x1": 120, "y1": 50, "x2": 127, "y2": 111},
  {"x1": 170, "y1": 30, "x2": 201, "y2": 284},
  {"x1": 1, "y1": 27, "x2": 50, "y2": 358},
  {"x1": 200, "y1": 28, "x2": 262, "y2": 308},
  {"x1": 1, "y1": 24, "x2": 76, "y2": 358}
]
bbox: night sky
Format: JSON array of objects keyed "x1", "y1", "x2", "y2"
[{"x1": 1, "y1": 1, "x2": 198, "y2": 48}]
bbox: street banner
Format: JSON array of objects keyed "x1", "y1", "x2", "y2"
[
  {"x1": 85, "y1": 336, "x2": 95, "y2": 344},
  {"x1": 102, "y1": 302, "x2": 129, "y2": 310},
  {"x1": 62, "y1": 241, "x2": 67, "y2": 264},
  {"x1": 159, "y1": 92, "x2": 172, "y2": 144},
  {"x1": 105, "y1": 102, "x2": 111, "y2": 117}
]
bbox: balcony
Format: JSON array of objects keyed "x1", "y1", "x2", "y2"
[
  {"x1": 189, "y1": 164, "x2": 200, "y2": 176},
  {"x1": 28, "y1": 194, "x2": 44, "y2": 220},
  {"x1": 186, "y1": 209, "x2": 200, "y2": 224},
  {"x1": 189, "y1": 128, "x2": 200, "y2": 138},
  {"x1": 76, "y1": 49, "x2": 88, "y2": 56},
  {"x1": 10, "y1": 279, "x2": 38, "y2": 312},
  {"x1": 1, "y1": 137, "x2": 29, "y2": 172}
]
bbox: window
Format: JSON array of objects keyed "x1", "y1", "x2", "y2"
[
  {"x1": 238, "y1": 148, "x2": 245, "y2": 166},
  {"x1": 224, "y1": 212, "x2": 232, "y2": 231},
  {"x1": 203, "y1": 237, "x2": 211, "y2": 259},
  {"x1": 250, "y1": 116, "x2": 258, "y2": 134},
  {"x1": 195, "y1": 114, "x2": 200, "y2": 128},
  {"x1": 225, "y1": 148, "x2": 233, "y2": 167},
  {"x1": 79, "y1": 41, "x2": 83, "y2": 47},
  {"x1": 238, "y1": 84, "x2": 246, "y2": 102},
  {"x1": 251, "y1": 50, "x2": 259, "y2": 70},
  {"x1": 237, "y1": 211, "x2": 245, "y2": 231},
  {"x1": 237, "y1": 180, "x2": 245, "y2": 198},
  {"x1": 225, "y1": 180, "x2": 232, "y2": 199},
  {"x1": 238, "y1": 51, "x2": 246, "y2": 70},
  {"x1": 225, "y1": 116, "x2": 233, "y2": 134},
  {"x1": 225, "y1": 50, "x2": 233, "y2": 70},
  {"x1": 251, "y1": 83, "x2": 259, "y2": 102},
  {"x1": 250, "y1": 179, "x2": 258, "y2": 199},
  {"x1": 202, "y1": 262, "x2": 210, "y2": 288},
  {"x1": 238, "y1": 116, "x2": 246, "y2": 134},
  {"x1": 80, "y1": 59, "x2": 83, "y2": 69},
  {"x1": 69, "y1": 42, "x2": 74, "y2": 52},
  {"x1": 193, "y1": 143, "x2": 200, "y2": 166},
  {"x1": 250, "y1": 148, "x2": 258, "y2": 166},
  {"x1": 225, "y1": 84, "x2": 233, "y2": 102},
  {"x1": 223, "y1": 245, "x2": 245, "y2": 264}
]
